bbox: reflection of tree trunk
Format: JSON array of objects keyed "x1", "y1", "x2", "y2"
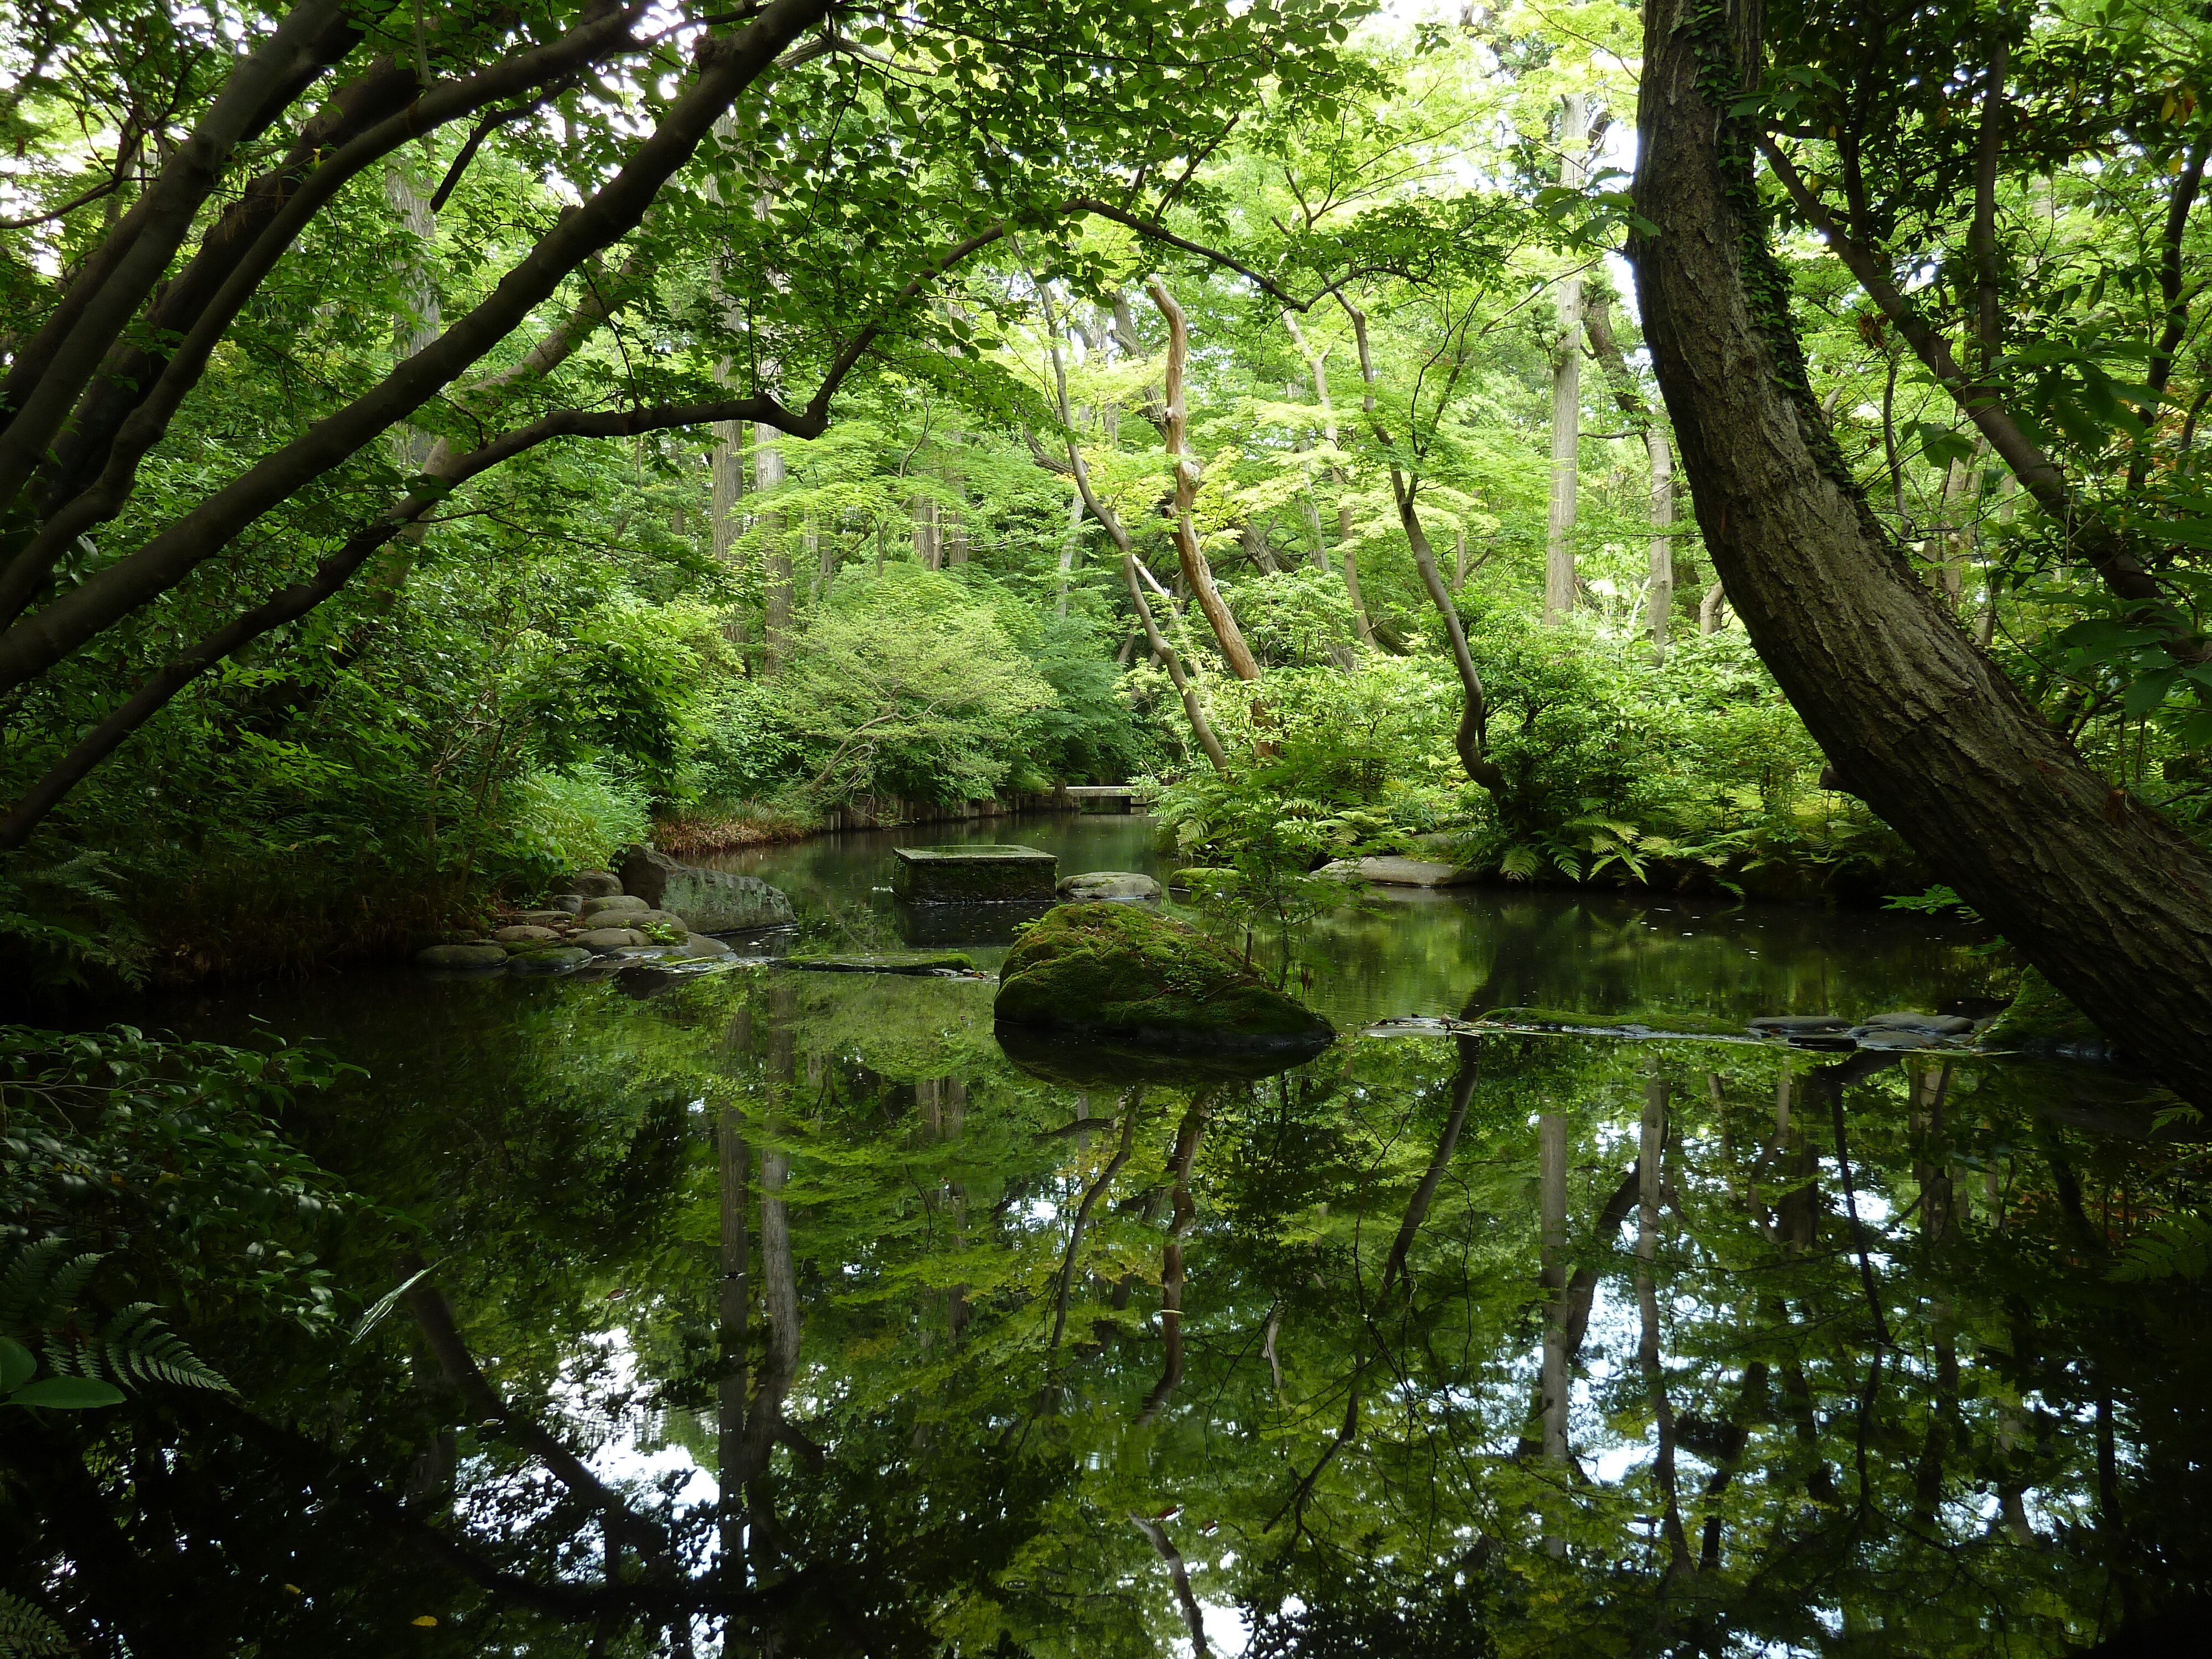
[
  {"x1": 1912, "y1": 1062, "x2": 1958, "y2": 1522},
  {"x1": 1138, "y1": 1098, "x2": 1212, "y2": 1425},
  {"x1": 1050, "y1": 1091, "x2": 1142, "y2": 1354},
  {"x1": 1383, "y1": 1037, "x2": 1480, "y2": 1300},
  {"x1": 1128, "y1": 1512, "x2": 1211, "y2": 1657},
  {"x1": 1695, "y1": 1363, "x2": 1768, "y2": 1573},
  {"x1": 1765, "y1": 1067, "x2": 1822, "y2": 1253},
  {"x1": 1775, "y1": 1329, "x2": 1841, "y2": 1507},
  {"x1": 716, "y1": 1103, "x2": 751, "y2": 1583},
  {"x1": 1538, "y1": 1111, "x2": 1571, "y2": 1554},
  {"x1": 744, "y1": 985, "x2": 800, "y2": 1575},
  {"x1": 1637, "y1": 1061, "x2": 1693, "y2": 1584},
  {"x1": 1266, "y1": 1048, "x2": 1485, "y2": 1536},
  {"x1": 1517, "y1": 1162, "x2": 1640, "y2": 1462},
  {"x1": 399, "y1": 1259, "x2": 671, "y2": 1572}
]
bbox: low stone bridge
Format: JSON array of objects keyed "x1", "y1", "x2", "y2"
[{"x1": 1060, "y1": 784, "x2": 1157, "y2": 814}]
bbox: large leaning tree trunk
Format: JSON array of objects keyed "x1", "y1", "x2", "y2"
[{"x1": 1630, "y1": 0, "x2": 2212, "y2": 1103}]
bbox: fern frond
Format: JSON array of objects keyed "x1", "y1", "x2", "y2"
[
  {"x1": 100, "y1": 1305, "x2": 232, "y2": 1393},
  {"x1": 2110, "y1": 1213, "x2": 2212, "y2": 1283},
  {"x1": 0, "y1": 1588, "x2": 70, "y2": 1656},
  {"x1": 0, "y1": 1241, "x2": 106, "y2": 1332}
]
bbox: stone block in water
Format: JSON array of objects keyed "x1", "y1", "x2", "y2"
[
  {"x1": 617, "y1": 843, "x2": 796, "y2": 933},
  {"x1": 892, "y1": 843, "x2": 1057, "y2": 904}
]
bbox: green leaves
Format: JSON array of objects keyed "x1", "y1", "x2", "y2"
[
  {"x1": 1909, "y1": 420, "x2": 1976, "y2": 471},
  {"x1": 7, "y1": 1375, "x2": 127, "y2": 1410}
]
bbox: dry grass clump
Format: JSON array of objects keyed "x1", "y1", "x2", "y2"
[{"x1": 653, "y1": 800, "x2": 821, "y2": 857}]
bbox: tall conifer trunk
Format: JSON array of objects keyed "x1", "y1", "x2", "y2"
[
  {"x1": 1629, "y1": 0, "x2": 2212, "y2": 1102},
  {"x1": 1543, "y1": 93, "x2": 1589, "y2": 624}
]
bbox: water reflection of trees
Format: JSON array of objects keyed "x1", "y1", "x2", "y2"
[{"x1": 7, "y1": 969, "x2": 2210, "y2": 1656}]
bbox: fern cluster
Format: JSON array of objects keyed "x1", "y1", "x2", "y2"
[
  {"x1": 2, "y1": 1237, "x2": 232, "y2": 1405},
  {"x1": 2109, "y1": 1213, "x2": 2212, "y2": 1284},
  {"x1": 0, "y1": 1589, "x2": 68, "y2": 1658}
]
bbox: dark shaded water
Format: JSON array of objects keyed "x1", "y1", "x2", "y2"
[{"x1": 17, "y1": 816, "x2": 2211, "y2": 1656}]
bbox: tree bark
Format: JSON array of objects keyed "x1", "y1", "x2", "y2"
[
  {"x1": 1543, "y1": 93, "x2": 1589, "y2": 624},
  {"x1": 756, "y1": 424, "x2": 793, "y2": 674},
  {"x1": 1630, "y1": 0, "x2": 2212, "y2": 1104},
  {"x1": 1584, "y1": 287, "x2": 1676, "y2": 662},
  {"x1": 1149, "y1": 280, "x2": 1261, "y2": 681},
  {"x1": 1038, "y1": 286, "x2": 1227, "y2": 770},
  {"x1": 0, "y1": 0, "x2": 834, "y2": 698}
]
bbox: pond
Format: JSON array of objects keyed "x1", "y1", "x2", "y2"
[{"x1": 24, "y1": 816, "x2": 2212, "y2": 1656}]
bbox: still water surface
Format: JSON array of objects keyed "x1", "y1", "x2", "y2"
[{"x1": 48, "y1": 816, "x2": 2212, "y2": 1654}]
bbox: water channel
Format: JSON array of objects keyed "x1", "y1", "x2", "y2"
[{"x1": 37, "y1": 815, "x2": 2212, "y2": 1655}]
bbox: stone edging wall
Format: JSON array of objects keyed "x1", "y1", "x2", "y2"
[{"x1": 821, "y1": 789, "x2": 1074, "y2": 832}]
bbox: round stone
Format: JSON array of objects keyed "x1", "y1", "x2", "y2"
[
  {"x1": 507, "y1": 947, "x2": 592, "y2": 975},
  {"x1": 1861, "y1": 1011, "x2": 1975, "y2": 1036},
  {"x1": 574, "y1": 927, "x2": 650, "y2": 953},
  {"x1": 493, "y1": 924, "x2": 559, "y2": 943},
  {"x1": 1056, "y1": 870, "x2": 1163, "y2": 902},
  {"x1": 580, "y1": 894, "x2": 649, "y2": 920},
  {"x1": 515, "y1": 910, "x2": 571, "y2": 927},
  {"x1": 572, "y1": 870, "x2": 623, "y2": 899},
  {"x1": 1749, "y1": 1015, "x2": 1853, "y2": 1035}
]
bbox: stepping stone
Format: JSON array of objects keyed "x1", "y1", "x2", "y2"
[
  {"x1": 1057, "y1": 870, "x2": 1161, "y2": 902},
  {"x1": 1344, "y1": 856, "x2": 1477, "y2": 888},
  {"x1": 894, "y1": 843, "x2": 1057, "y2": 903}
]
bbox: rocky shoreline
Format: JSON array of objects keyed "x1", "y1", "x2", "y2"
[{"x1": 416, "y1": 844, "x2": 794, "y2": 976}]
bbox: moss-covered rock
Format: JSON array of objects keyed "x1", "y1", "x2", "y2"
[
  {"x1": 1983, "y1": 968, "x2": 2108, "y2": 1051},
  {"x1": 994, "y1": 902, "x2": 1334, "y2": 1053},
  {"x1": 779, "y1": 950, "x2": 975, "y2": 974}
]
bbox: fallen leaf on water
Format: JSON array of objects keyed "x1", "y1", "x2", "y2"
[{"x1": 413, "y1": 1616, "x2": 439, "y2": 1627}]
